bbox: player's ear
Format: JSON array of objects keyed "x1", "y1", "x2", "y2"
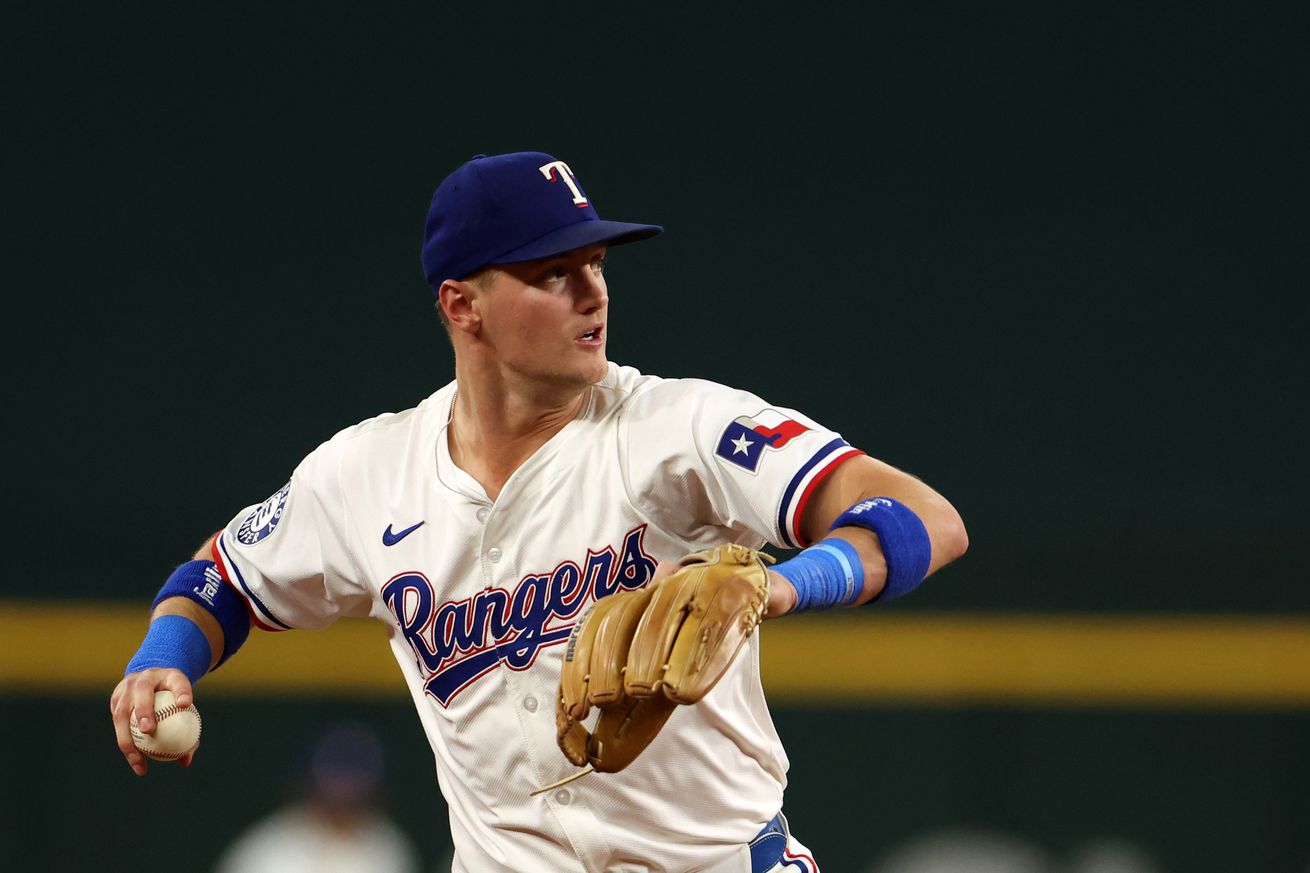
[{"x1": 438, "y1": 278, "x2": 481, "y2": 335}]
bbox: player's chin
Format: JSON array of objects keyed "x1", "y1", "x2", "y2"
[
  {"x1": 570, "y1": 342, "x2": 608, "y2": 379},
  {"x1": 580, "y1": 358, "x2": 609, "y2": 386}
]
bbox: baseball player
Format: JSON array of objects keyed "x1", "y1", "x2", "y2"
[{"x1": 111, "y1": 152, "x2": 968, "y2": 873}]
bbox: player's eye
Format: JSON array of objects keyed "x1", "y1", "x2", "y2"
[
  {"x1": 591, "y1": 256, "x2": 606, "y2": 274},
  {"x1": 539, "y1": 266, "x2": 568, "y2": 284}
]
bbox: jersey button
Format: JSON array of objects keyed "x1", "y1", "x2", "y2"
[
  {"x1": 476, "y1": 507, "x2": 489, "y2": 523},
  {"x1": 554, "y1": 789, "x2": 572, "y2": 805},
  {"x1": 488, "y1": 547, "x2": 502, "y2": 562},
  {"x1": 522, "y1": 695, "x2": 538, "y2": 712}
]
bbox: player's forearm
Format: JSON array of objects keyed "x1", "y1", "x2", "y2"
[
  {"x1": 142, "y1": 534, "x2": 229, "y2": 671},
  {"x1": 775, "y1": 455, "x2": 967, "y2": 611},
  {"x1": 831, "y1": 497, "x2": 966, "y2": 605},
  {"x1": 152, "y1": 597, "x2": 226, "y2": 672},
  {"x1": 807, "y1": 458, "x2": 966, "y2": 578},
  {"x1": 132, "y1": 533, "x2": 247, "y2": 677},
  {"x1": 806, "y1": 458, "x2": 964, "y2": 568},
  {"x1": 845, "y1": 490, "x2": 967, "y2": 577},
  {"x1": 193, "y1": 533, "x2": 218, "y2": 562}
]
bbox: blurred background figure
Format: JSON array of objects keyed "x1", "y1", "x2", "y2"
[
  {"x1": 866, "y1": 828, "x2": 1053, "y2": 873},
  {"x1": 1064, "y1": 839, "x2": 1163, "y2": 873},
  {"x1": 866, "y1": 828, "x2": 1163, "y2": 873},
  {"x1": 215, "y1": 723, "x2": 421, "y2": 873}
]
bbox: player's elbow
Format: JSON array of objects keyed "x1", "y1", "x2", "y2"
[
  {"x1": 933, "y1": 504, "x2": 969, "y2": 567},
  {"x1": 193, "y1": 532, "x2": 218, "y2": 561}
]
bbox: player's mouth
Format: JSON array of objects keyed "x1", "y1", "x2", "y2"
[{"x1": 576, "y1": 325, "x2": 604, "y2": 347}]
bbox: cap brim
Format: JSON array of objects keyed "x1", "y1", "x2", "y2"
[{"x1": 490, "y1": 219, "x2": 663, "y2": 266}]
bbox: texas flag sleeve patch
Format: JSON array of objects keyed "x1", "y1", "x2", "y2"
[{"x1": 714, "y1": 409, "x2": 810, "y2": 473}]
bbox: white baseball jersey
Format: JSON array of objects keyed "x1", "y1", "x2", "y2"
[{"x1": 212, "y1": 363, "x2": 860, "y2": 873}]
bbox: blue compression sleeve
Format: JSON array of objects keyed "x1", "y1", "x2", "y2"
[
  {"x1": 125, "y1": 615, "x2": 211, "y2": 684},
  {"x1": 144, "y1": 559, "x2": 251, "y2": 670},
  {"x1": 830, "y1": 497, "x2": 932, "y2": 602},
  {"x1": 772, "y1": 537, "x2": 865, "y2": 613}
]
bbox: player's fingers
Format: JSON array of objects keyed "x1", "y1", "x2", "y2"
[
  {"x1": 161, "y1": 671, "x2": 195, "y2": 709},
  {"x1": 131, "y1": 675, "x2": 163, "y2": 734},
  {"x1": 110, "y1": 692, "x2": 148, "y2": 776},
  {"x1": 179, "y1": 744, "x2": 198, "y2": 768}
]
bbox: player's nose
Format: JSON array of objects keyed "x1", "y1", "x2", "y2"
[{"x1": 575, "y1": 268, "x2": 608, "y2": 312}]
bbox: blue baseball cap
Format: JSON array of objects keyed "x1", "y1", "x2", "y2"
[{"x1": 421, "y1": 152, "x2": 663, "y2": 289}]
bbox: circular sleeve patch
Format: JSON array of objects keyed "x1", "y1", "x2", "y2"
[{"x1": 236, "y1": 483, "x2": 291, "y2": 545}]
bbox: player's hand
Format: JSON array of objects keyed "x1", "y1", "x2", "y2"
[
  {"x1": 650, "y1": 559, "x2": 679, "y2": 584},
  {"x1": 556, "y1": 544, "x2": 773, "y2": 774},
  {"x1": 666, "y1": 556, "x2": 796, "y2": 618},
  {"x1": 109, "y1": 669, "x2": 197, "y2": 776},
  {"x1": 764, "y1": 570, "x2": 798, "y2": 618}
]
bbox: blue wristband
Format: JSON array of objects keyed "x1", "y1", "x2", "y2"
[
  {"x1": 772, "y1": 537, "x2": 865, "y2": 613},
  {"x1": 831, "y1": 497, "x2": 932, "y2": 602},
  {"x1": 125, "y1": 614, "x2": 212, "y2": 684},
  {"x1": 149, "y1": 559, "x2": 251, "y2": 669}
]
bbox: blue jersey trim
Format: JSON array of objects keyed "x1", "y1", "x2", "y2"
[
  {"x1": 776, "y1": 438, "x2": 849, "y2": 548},
  {"x1": 218, "y1": 533, "x2": 292, "y2": 630}
]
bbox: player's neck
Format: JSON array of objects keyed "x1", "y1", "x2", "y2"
[{"x1": 447, "y1": 374, "x2": 588, "y2": 501}]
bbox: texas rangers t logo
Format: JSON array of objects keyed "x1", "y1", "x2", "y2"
[
  {"x1": 715, "y1": 410, "x2": 809, "y2": 473},
  {"x1": 538, "y1": 160, "x2": 589, "y2": 207}
]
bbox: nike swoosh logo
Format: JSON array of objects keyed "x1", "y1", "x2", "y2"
[{"x1": 382, "y1": 521, "x2": 425, "y2": 547}]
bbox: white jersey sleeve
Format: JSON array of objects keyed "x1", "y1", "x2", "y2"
[
  {"x1": 211, "y1": 429, "x2": 372, "y2": 631},
  {"x1": 619, "y1": 376, "x2": 865, "y2": 550}
]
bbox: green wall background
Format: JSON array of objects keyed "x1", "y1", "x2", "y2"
[{"x1": 4, "y1": 2, "x2": 1306, "y2": 870}]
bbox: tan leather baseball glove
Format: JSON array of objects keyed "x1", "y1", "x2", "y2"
[{"x1": 555, "y1": 544, "x2": 773, "y2": 774}]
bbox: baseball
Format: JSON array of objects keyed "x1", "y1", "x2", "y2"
[{"x1": 130, "y1": 690, "x2": 202, "y2": 762}]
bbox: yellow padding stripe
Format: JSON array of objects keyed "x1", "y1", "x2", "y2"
[
  {"x1": 759, "y1": 612, "x2": 1310, "y2": 707},
  {"x1": 3, "y1": 602, "x2": 1308, "y2": 707},
  {"x1": 0, "y1": 602, "x2": 406, "y2": 698}
]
